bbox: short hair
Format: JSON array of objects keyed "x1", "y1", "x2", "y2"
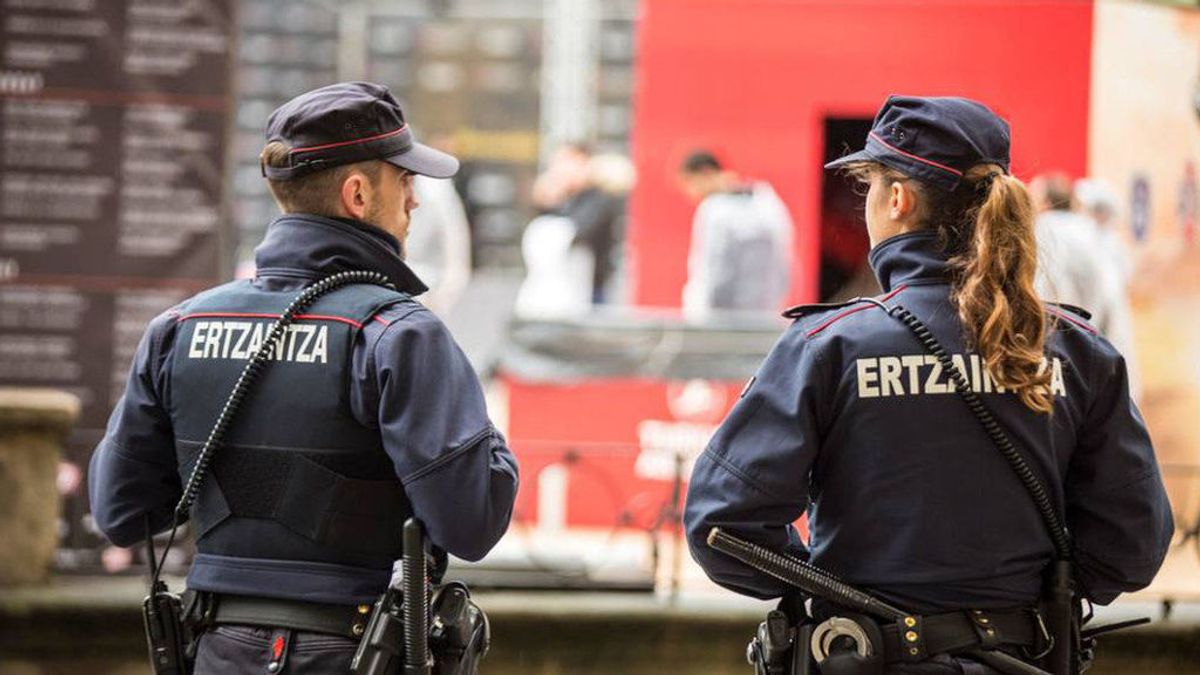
[
  {"x1": 680, "y1": 149, "x2": 722, "y2": 174},
  {"x1": 561, "y1": 140, "x2": 593, "y2": 156},
  {"x1": 260, "y1": 141, "x2": 381, "y2": 215},
  {"x1": 1038, "y1": 172, "x2": 1074, "y2": 212}
]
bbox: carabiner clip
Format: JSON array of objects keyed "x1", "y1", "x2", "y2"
[{"x1": 1020, "y1": 608, "x2": 1055, "y2": 661}]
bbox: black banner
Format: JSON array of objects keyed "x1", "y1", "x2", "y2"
[{"x1": 0, "y1": 0, "x2": 234, "y2": 571}]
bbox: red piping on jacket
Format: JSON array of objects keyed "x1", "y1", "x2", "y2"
[
  {"x1": 806, "y1": 285, "x2": 908, "y2": 337},
  {"x1": 175, "y1": 312, "x2": 363, "y2": 329},
  {"x1": 1046, "y1": 308, "x2": 1097, "y2": 335}
]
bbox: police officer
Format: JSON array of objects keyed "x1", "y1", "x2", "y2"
[
  {"x1": 88, "y1": 82, "x2": 519, "y2": 673},
  {"x1": 683, "y1": 96, "x2": 1173, "y2": 673}
]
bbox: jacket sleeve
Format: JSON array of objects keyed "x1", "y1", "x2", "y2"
[
  {"x1": 1066, "y1": 342, "x2": 1173, "y2": 604},
  {"x1": 361, "y1": 306, "x2": 519, "y2": 562},
  {"x1": 683, "y1": 325, "x2": 824, "y2": 599},
  {"x1": 88, "y1": 311, "x2": 181, "y2": 547}
]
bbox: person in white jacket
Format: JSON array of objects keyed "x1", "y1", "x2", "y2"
[
  {"x1": 1032, "y1": 173, "x2": 1141, "y2": 401},
  {"x1": 676, "y1": 150, "x2": 794, "y2": 321},
  {"x1": 406, "y1": 173, "x2": 472, "y2": 315}
]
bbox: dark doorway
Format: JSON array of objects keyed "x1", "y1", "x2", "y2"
[{"x1": 820, "y1": 118, "x2": 878, "y2": 302}]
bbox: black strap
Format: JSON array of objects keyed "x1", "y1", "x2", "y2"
[
  {"x1": 880, "y1": 609, "x2": 1037, "y2": 664},
  {"x1": 885, "y1": 303, "x2": 1072, "y2": 561},
  {"x1": 211, "y1": 594, "x2": 371, "y2": 640}
]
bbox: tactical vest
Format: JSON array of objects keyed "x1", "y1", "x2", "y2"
[{"x1": 169, "y1": 279, "x2": 411, "y2": 570}]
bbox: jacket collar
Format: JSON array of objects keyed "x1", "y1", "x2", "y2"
[
  {"x1": 253, "y1": 213, "x2": 427, "y2": 295},
  {"x1": 868, "y1": 230, "x2": 954, "y2": 292}
]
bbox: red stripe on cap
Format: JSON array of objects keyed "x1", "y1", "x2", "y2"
[
  {"x1": 290, "y1": 125, "x2": 408, "y2": 154},
  {"x1": 806, "y1": 285, "x2": 908, "y2": 337},
  {"x1": 868, "y1": 132, "x2": 964, "y2": 177}
]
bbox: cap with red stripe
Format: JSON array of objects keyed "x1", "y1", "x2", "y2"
[
  {"x1": 825, "y1": 95, "x2": 1011, "y2": 192},
  {"x1": 263, "y1": 81, "x2": 458, "y2": 181}
]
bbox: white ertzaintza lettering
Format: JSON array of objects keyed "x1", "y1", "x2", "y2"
[
  {"x1": 855, "y1": 353, "x2": 1067, "y2": 399},
  {"x1": 186, "y1": 321, "x2": 329, "y2": 364}
]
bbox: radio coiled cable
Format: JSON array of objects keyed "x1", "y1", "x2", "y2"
[{"x1": 887, "y1": 304, "x2": 1072, "y2": 561}]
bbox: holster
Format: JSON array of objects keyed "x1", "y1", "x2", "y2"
[
  {"x1": 747, "y1": 598, "x2": 884, "y2": 675},
  {"x1": 430, "y1": 582, "x2": 490, "y2": 675},
  {"x1": 142, "y1": 581, "x2": 194, "y2": 675},
  {"x1": 1037, "y1": 560, "x2": 1079, "y2": 675},
  {"x1": 351, "y1": 582, "x2": 490, "y2": 675}
]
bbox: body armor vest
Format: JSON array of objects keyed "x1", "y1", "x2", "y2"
[{"x1": 169, "y1": 279, "x2": 411, "y2": 570}]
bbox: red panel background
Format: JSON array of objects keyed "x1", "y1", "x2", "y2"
[
  {"x1": 505, "y1": 376, "x2": 746, "y2": 528},
  {"x1": 628, "y1": 0, "x2": 1094, "y2": 308}
]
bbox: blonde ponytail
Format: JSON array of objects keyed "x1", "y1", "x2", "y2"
[{"x1": 952, "y1": 166, "x2": 1053, "y2": 413}]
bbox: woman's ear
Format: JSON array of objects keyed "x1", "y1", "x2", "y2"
[{"x1": 889, "y1": 181, "x2": 916, "y2": 221}]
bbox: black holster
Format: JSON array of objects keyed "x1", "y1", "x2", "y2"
[
  {"x1": 748, "y1": 603, "x2": 882, "y2": 675},
  {"x1": 352, "y1": 521, "x2": 488, "y2": 675},
  {"x1": 351, "y1": 583, "x2": 490, "y2": 675},
  {"x1": 142, "y1": 581, "x2": 193, "y2": 675},
  {"x1": 1037, "y1": 560, "x2": 1080, "y2": 675}
]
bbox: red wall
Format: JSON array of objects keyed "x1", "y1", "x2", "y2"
[
  {"x1": 628, "y1": 0, "x2": 1094, "y2": 308},
  {"x1": 505, "y1": 377, "x2": 746, "y2": 528}
]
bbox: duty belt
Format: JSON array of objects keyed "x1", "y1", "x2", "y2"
[
  {"x1": 878, "y1": 608, "x2": 1038, "y2": 664},
  {"x1": 189, "y1": 593, "x2": 373, "y2": 640}
]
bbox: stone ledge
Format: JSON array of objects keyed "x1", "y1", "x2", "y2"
[
  {"x1": 2, "y1": 577, "x2": 1198, "y2": 674},
  {"x1": 0, "y1": 388, "x2": 81, "y2": 430}
]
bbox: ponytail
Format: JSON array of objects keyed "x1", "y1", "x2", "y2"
[
  {"x1": 952, "y1": 166, "x2": 1053, "y2": 413},
  {"x1": 844, "y1": 161, "x2": 1053, "y2": 413}
]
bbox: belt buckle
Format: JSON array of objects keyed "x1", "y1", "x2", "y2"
[{"x1": 1021, "y1": 608, "x2": 1055, "y2": 661}]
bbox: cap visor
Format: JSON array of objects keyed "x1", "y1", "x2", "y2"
[
  {"x1": 824, "y1": 148, "x2": 873, "y2": 171},
  {"x1": 384, "y1": 142, "x2": 460, "y2": 179}
]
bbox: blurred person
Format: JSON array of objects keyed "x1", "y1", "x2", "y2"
[
  {"x1": 516, "y1": 145, "x2": 631, "y2": 316},
  {"x1": 532, "y1": 142, "x2": 627, "y2": 303},
  {"x1": 516, "y1": 143, "x2": 595, "y2": 319},
  {"x1": 406, "y1": 135, "x2": 472, "y2": 313},
  {"x1": 531, "y1": 141, "x2": 592, "y2": 212},
  {"x1": 676, "y1": 149, "x2": 794, "y2": 321},
  {"x1": 685, "y1": 96, "x2": 1170, "y2": 674},
  {"x1": 1075, "y1": 177, "x2": 1133, "y2": 285},
  {"x1": 1032, "y1": 172, "x2": 1141, "y2": 399},
  {"x1": 88, "y1": 82, "x2": 517, "y2": 674},
  {"x1": 571, "y1": 152, "x2": 634, "y2": 303},
  {"x1": 513, "y1": 211, "x2": 595, "y2": 319}
]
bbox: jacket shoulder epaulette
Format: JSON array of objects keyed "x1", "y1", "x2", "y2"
[
  {"x1": 1045, "y1": 301, "x2": 1092, "y2": 321},
  {"x1": 1045, "y1": 301, "x2": 1098, "y2": 335},
  {"x1": 782, "y1": 297, "x2": 869, "y2": 320}
]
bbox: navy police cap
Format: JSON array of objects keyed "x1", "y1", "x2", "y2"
[
  {"x1": 263, "y1": 81, "x2": 459, "y2": 181},
  {"x1": 825, "y1": 95, "x2": 1011, "y2": 192}
]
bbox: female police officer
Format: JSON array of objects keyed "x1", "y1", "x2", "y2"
[{"x1": 683, "y1": 96, "x2": 1172, "y2": 673}]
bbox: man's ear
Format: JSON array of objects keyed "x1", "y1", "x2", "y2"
[{"x1": 340, "y1": 172, "x2": 369, "y2": 220}]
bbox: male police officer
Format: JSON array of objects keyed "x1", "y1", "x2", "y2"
[{"x1": 89, "y1": 82, "x2": 519, "y2": 673}]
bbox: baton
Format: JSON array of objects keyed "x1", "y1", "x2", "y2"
[
  {"x1": 404, "y1": 519, "x2": 432, "y2": 675},
  {"x1": 707, "y1": 527, "x2": 907, "y2": 621},
  {"x1": 707, "y1": 529, "x2": 1053, "y2": 675}
]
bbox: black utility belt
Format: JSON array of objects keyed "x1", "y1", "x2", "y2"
[
  {"x1": 187, "y1": 592, "x2": 372, "y2": 641},
  {"x1": 874, "y1": 608, "x2": 1038, "y2": 664}
]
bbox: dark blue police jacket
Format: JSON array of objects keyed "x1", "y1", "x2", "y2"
[
  {"x1": 684, "y1": 230, "x2": 1173, "y2": 612},
  {"x1": 89, "y1": 214, "x2": 519, "y2": 605}
]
